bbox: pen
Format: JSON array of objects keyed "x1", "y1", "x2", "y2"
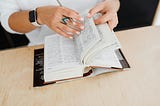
[{"x1": 56, "y1": 0, "x2": 62, "y2": 7}]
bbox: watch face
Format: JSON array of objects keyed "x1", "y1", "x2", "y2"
[{"x1": 29, "y1": 10, "x2": 35, "y2": 22}]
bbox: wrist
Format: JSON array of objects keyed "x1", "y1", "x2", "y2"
[
  {"x1": 36, "y1": 7, "x2": 43, "y2": 25},
  {"x1": 29, "y1": 9, "x2": 42, "y2": 27}
]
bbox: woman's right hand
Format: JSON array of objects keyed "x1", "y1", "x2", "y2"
[{"x1": 36, "y1": 6, "x2": 84, "y2": 38}]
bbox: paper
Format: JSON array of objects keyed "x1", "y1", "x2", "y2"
[
  {"x1": 86, "y1": 48, "x2": 122, "y2": 68},
  {"x1": 44, "y1": 35, "x2": 81, "y2": 73},
  {"x1": 96, "y1": 23, "x2": 121, "y2": 49},
  {"x1": 74, "y1": 17, "x2": 101, "y2": 61}
]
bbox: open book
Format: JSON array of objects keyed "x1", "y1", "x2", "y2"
[{"x1": 41, "y1": 15, "x2": 130, "y2": 84}]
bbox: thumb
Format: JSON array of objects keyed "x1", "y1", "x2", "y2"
[{"x1": 87, "y1": 4, "x2": 104, "y2": 18}]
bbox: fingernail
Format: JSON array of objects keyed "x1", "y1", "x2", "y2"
[
  {"x1": 76, "y1": 31, "x2": 80, "y2": 35},
  {"x1": 73, "y1": 18, "x2": 77, "y2": 22},
  {"x1": 69, "y1": 36, "x2": 73, "y2": 39},
  {"x1": 80, "y1": 18, "x2": 84, "y2": 21},
  {"x1": 73, "y1": 22, "x2": 77, "y2": 25},
  {"x1": 87, "y1": 13, "x2": 91, "y2": 18},
  {"x1": 80, "y1": 26, "x2": 84, "y2": 30},
  {"x1": 87, "y1": 13, "x2": 90, "y2": 16}
]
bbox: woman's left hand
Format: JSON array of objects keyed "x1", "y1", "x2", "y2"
[{"x1": 88, "y1": 0, "x2": 120, "y2": 30}]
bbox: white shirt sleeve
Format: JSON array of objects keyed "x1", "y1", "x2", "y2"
[{"x1": 0, "y1": 0, "x2": 23, "y2": 34}]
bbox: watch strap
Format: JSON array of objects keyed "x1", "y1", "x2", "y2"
[{"x1": 29, "y1": 9, "x2": 41, "y2": 27}]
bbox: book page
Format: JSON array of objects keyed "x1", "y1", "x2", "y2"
[
  {"x1": 86, "y1": 24, "x2": 122, "y2": 68},
  {"x1": 83, "y1": 23, "x2": 121, "y2": 63},
  {"x1": 85, "y1": 47, "x2": 122, "y2": 68},
  {"x1": 94, "y1": 13, "x2": 121, "y2": 49},
  {"x1": 74, "y1": 17, "x2": 101, "y2": 62},
  {"x1": 44, "y1": 35, "x2": 81, "y2": 73},
  {"x1": 96, "y1": 23, "x2": 121, "y2": 49},
  {"x1": 91, "y1": 68, "x2": 117, "y2": 77}
]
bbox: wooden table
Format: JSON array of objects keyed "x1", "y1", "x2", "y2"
[{"x1": 0, "y1": 26, "x2": 160, "y2": 106}]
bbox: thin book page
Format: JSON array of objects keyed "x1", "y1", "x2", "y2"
[
  {"x1": 44, "y1": 66, "x2": 84, "y2": 82},
  {"x1": 44, "y1": 35, "x2": 81, "y2": 73},
  {"x1": 44, "y1": 34, "x2": 85, "y2": 82},
  {"x1": 96, "y1": 23, "x2": 121, "y2": 49},
  {"x1": 85, "y1": 47, "x2": 122, "y2": 68},
  {"x1": 82, "y1": 17, "x2": 121, "y2": 63},
  {"x1": 93, "y1": 13, "x2": 121, "y2": 51},
  {"x1": 74, "y1": 16, "x2": 101, "y2": 62}
]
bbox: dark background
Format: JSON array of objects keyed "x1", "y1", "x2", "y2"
[
  {"x1": 115, "y1": 0, "x2": 159, "y2": 31},
  {"x1": 0, "y1": 0, "x2": 159, "y2": 50}
]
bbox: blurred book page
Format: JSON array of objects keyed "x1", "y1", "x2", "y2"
[
  {"x1": 44, "y1": 35, "x2": 81, "y2": 73},
  {"x1": 96, "y1": 23, "x2": 121, "y2": 50},
  {"x1": 86, "y1": 47, "x2": 122, "y2": 68},
  {"x1": 74, "y1": 17, "x2": 101, "y2": 61}
]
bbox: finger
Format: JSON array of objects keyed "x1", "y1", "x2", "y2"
[
  {"x1": 54, "y1": 27, "x2": 73, "y2": 39},
  {"x1": 62, "y1": 7, "x2": 83, "y2": 21},
  {"x1": 58, "y1": 23, "x2": 81, "y2": 35},
  {"x1": 94, "y1": 13, "x2": 113, "y2": 25},
  {"x1": 88, "y1": 4, "x2": 104, "y2": 18},
  {"x1": 108, "y1": 16, "x2": 118, "y2": 30},
  {"x1": 67, "y1": 20, "x2": 84, "y2": 31}
]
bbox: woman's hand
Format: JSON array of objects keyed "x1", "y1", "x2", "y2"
[
  {"x1": 88, "y1": 0, "x2": 120, "y2": 30},
  {"x1": 37, "y1": 6, "x2": 84, "y2": 38}
]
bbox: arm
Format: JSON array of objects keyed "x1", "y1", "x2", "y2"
[
  {"x1": 8, "y1": 6, "x2": 84, "y2": 38},
  {"x1": 88, "y1": 0, "x2": 120, "y2": 30},
  {"x1": 8, "y1": 10, "x2": 36, "y2": 33},
  {"x1": 0, "y1": 0, "x2": 84, "y2": 38}
]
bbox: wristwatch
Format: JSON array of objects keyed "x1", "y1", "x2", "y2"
[{"x1": 29, "y1": 9, "x2": 41, "y2": 27}]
